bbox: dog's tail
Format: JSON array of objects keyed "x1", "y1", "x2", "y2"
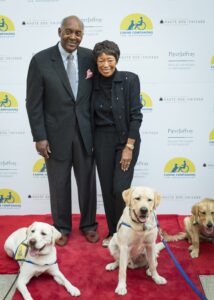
[
  {"x1": 161, "y1": 230, "x2": 187, "y2": 242},
  {"x1": 155, "y1": 242, "x2": 165, "y2": 255}
]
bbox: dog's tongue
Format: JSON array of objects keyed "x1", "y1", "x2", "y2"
[
  {"x1": 139, "y1": 216, "x2": 147, "y2": 223},
  {"x1": 29, "y1": 248, "x2": 40, "y2": 257},
  {"x1": 205, "y1": 227, "x2": 214, "y2": 234}
]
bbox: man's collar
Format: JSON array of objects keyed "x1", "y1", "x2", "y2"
[{"x1": 58, "y1": 42, "x2": 78, "y2": 60}]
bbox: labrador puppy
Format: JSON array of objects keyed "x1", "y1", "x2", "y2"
[
  {"x1": 162, "y1": 198, "x2": 214, "y2": 258},
  {"x1": 4, "y1": 221, "x2": 80, "y2": 300},
  {"x1": 106, "y1": 186, "x2": 167, "y2": 296}
]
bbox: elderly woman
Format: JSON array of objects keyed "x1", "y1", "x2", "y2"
[{"x1": 91, "y1": 40, "x2": 143, "y2": 247}]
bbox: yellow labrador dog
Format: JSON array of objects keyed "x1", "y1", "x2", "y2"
[
  {"x1": 163, "y1": 198, "x2": 214, "y2": 258},
  {"x1": 106, "y1": 186, "x2": 167, "y2": 296},
  {"x1": 4, "y1": 221, "x2": 80, "y2": 300}
]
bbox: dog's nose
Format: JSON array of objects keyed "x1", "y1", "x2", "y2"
[
  {"x1": 207, "y1": 222, "x2": 213, "y2": 228},
  {"x1": 29, "y1": 239, "x2": 36, "y2": 246},
  {"x1": 140, "y1": 207, "x2": 148, "y2": 215}
]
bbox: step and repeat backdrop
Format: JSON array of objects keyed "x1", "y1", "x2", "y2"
[{"x1": 0, "y1": 0, "x2": 213, "y2": 215}]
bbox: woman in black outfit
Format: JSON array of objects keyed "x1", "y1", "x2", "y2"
[{"x1": 91, "y1": 40, "x2": 143, "y2": 247}]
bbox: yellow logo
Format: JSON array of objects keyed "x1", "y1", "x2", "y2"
[
  {"x1": 211, "y1": 56, "x2": 214, "y2": 69},
  {"x1": 209, "y1": 129, "x2": 214, "y2": 143},
  {"x1": 140, "y1": 92, "x2": 152, "y2": 110},
  {"x1": 14, "y1": 243, "x2": 28, "y2": 261},
  {"x1": 120, "y1": 13, "x2": 153, "y2": 36},
  {"x1": 0, "y1": 91, "x2": 18, "y2": 110},
  {"x1": 33, "y1": 159, "x2": 47, "y2": 177},
  {"x1": 0, "y1": 189, "x2": 21, "y2": 204},
  {"x1": 0, "y1": 16, "x2": 15, "y2": 34},
  {"x1": 164, "y1": 157, "x2": 195, "y2": 177}
]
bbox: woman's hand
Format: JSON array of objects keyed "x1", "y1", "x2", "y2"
[{"x1": 120, "y1": 146, "x2": 133, "y2": 172}]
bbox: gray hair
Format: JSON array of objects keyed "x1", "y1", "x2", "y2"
[{"x1": 60, "y1": 15, "x2": 84, "y2": 31}]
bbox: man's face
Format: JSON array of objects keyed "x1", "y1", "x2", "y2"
[{"x1": 58, "y1": 17, "x2": 83, "y2": 53}]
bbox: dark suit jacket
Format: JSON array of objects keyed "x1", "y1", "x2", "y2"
[
  {"x1": 91, "y1": 70, "x2": 143, "y2": 144},
  {"x1": 26, "y1": 44, "x2": 95, "y2": 160}
]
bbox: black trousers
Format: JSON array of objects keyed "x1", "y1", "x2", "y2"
[
  {"x1": 46, "y1": 123, "x2": 97, "y2": 235},
  {"x1": 95, "y1": 127, "x2": 140, "y2": 235}
]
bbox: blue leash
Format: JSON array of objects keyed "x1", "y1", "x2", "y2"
[{"x1": 153, "y1": 213, "x2": 207, "y2": 300}]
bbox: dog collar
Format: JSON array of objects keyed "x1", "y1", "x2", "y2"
[
  {"x1": 118, "y1": 222, "x2": 132, "y2": 230},
  {"x1": 19, "y1": 259, "x2": 57, "y2": 266},
  {"x1": 120, "y1": 209, "x2": 156, "y2": 232}
]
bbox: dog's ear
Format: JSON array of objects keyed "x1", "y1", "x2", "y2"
[
  {"x1": 26, "y1": 222, "x2": 36, "y2": 236},
  {"x1": 52, "y1": 227, "x2": 62, "y2": 243},
  {"x1": 153, "y1": 192, "x2": 161, "y2": 209},
  {"x1": 122, "y1": 188, "x2": 133, "y2": 206},
  {"x1": 191, "y1": 204, "x2": 200, "y2": 224}
]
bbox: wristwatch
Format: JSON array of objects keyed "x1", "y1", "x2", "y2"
[{"x1": 126, "y1": 143, "x2": 134, "y2": 150}]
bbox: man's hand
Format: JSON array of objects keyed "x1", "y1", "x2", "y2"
[{"x1": 36, "y1": 140, "x2": 51, "y2": 159}]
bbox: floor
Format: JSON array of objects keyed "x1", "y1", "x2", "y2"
[{"x1": 0, "y1": 274, "x2": 213, "y2": 300}]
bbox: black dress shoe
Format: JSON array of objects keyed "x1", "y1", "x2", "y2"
[
  {"x1": 56, "y1": 234, "x2": 69, "y2": 246},
  {"x1": 83, "y1": 231, "x2": 99, "y2": 243}
]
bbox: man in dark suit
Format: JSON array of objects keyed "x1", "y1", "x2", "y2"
[{"x1": 26, "y1": 15, "x2": 99, "y2": 246}]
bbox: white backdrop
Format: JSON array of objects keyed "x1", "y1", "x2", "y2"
[{"x1": 0, "y1": 0, "x2": 213, "y2": 216}]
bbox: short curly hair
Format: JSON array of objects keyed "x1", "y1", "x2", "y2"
[{"x1": 92, "y1": 40, "x2": 120, "y2": 62}]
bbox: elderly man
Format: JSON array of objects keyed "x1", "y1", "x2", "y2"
[{"x1": 26, "y1": 16, "x2": 99, "y2": 246}]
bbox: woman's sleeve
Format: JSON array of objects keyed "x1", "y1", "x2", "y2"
[{"x1": 128, "y1": 74, "x2": 143, "y2": 139}]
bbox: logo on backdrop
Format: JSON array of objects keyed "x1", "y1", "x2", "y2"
[
  {"x1": 209, "y1": 129, "x2": 214, "y2": 145},
  {"x1": 120, "y1": 13, "x2": 153, "y2": 36},
  {"x1": 133, "y1": 160, "x2": 150, "y2": 179},
  {"x1": 0, "y1": 160, "x2": 18, "y2": 177},
  {"x1": 81, "y1": 17, "x2": 103, "y2": 37},
  {"x1": 164, "y1": 157, "x2": 196, "y2": 177},
  {"x1": 33, "y1": 158, "x2": 47, "y2": 178},
  {"x1": 168, "y1": 51, "x2": 195, "y2": 70},
  {"x1": 0, "y1": 15, "x2": 15, "y2": 37},
  {"x1": 0, "y1": 189, "x2": 21, "y2": 208},
  {"x1": 0, "y1": 91, "x2": 18, "y2": 113},
  {"x1": 167, "y1": 128, "x2": 194, "y2": 147},
  {"x1": 211, "y1": 56, "x2": 214, "y2": 70},
  {"x1": 140, "y1": 92, "x2": 153, "y2": 112},
  {"x1": 159, "y1": 18, "x2": 205, "y2": 26}
]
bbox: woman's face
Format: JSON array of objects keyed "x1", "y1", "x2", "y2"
[{"x1": 97, "y1": 53, "x2": 117, "y2": 77}]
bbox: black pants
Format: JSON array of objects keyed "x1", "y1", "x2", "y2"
[
  {"x1": 46, "y1": 123, "x2": 97, "y2": 235},
  {"x1": 95, "y1": 127, "x2": 140, "y2": 235}
]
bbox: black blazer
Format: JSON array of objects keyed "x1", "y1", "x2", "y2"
[
  {"x1": 26, "y1": 44, "x2": 95, "y2": 159},
  {"x1": 91, "y1": 70, "x2": 143, "y2": 144}
]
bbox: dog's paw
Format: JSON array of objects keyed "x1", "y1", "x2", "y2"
[
  {"x1": 152, "y1": 275, "x2": 167, "y2": 285},
  {"x1": 146, "y1": 268, "x2": 151, "y2": 276},
  {"x1": 188, "y1": 245, "x2": 194, "y2": 252},
  {"x1": 105, "y1": 262, "x2": 118, "y2": 271},
  {"x1": 190, "y1": 249, "x2": 199, "y2": 258},
  {"x1": 127, "y1": 261, "x2": 139, "y2": 269},
  {"x1": 68, "y1": 286, "x2": 81, "y2": 297},
  {"x1": 115, "y1": 283, "x2": 127, "y2": 295}
]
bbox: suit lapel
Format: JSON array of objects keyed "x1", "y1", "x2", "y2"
[
  {"x1": 51, "y1": 45, "x2": 75, "y2": 99},
  {"x1": 76, "y1": 48, "x2": 87, "y2": 101}
]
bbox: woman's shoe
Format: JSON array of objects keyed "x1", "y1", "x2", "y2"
[{"x1": 102, "y1": 235, "x2": 112, "y2": 248}]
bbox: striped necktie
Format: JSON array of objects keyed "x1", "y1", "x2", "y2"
[{"x1": 67, "y1": 54, "x2": 77, "y2": 99}]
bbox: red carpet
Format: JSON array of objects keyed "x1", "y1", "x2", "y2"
[{"x1": 0, "y1": 214, "x2": 212, "y2": 300}]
